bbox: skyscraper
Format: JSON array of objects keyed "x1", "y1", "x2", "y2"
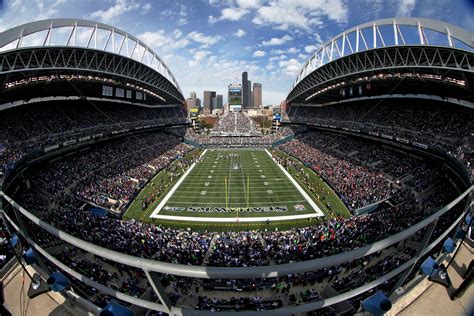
[
  {"x1": 216, "y1": 94, "x2": 223, "y2": 109},
  {"x1": 247, "y1": 79, "x2": 252, "y2": 107},
  {"x1": 212, "y1": 95, "x2": 224, "y2": 111},
  {"x1": 186, "y1": 91, "x2": 199, "y2": 115},
  {"x1": 203, "y1": 91, "x2": 216, "y2": 114},
  {"x1": 253, "y1": 83, "x2": 262, "y2": 108},
  {"x1": 242, "y1": 72, "x2": 252, "y2": 109}
]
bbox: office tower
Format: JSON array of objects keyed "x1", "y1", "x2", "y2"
[
  {"x1": 203, "y1": 91, "x2": 216, "y2": 114},
  {"x1": 216, "y1": 94, "x2": 223, "y2": 109},
  {"x1": 190, "y1": 91, "x2": 197, "y2": 99},
  {"x1": 247, "y1": 80, "x2": 252, "y2": 107},
  {"x1": 211, "y1": 96, "x2": 217, "y2": 111},
  {"x1": 185, "y1": 98, "x2": 196, "y2": 113},
  {"x1": 253, "y1": 83, "x2": 262, "y2": 108},
  {"x1": 242, "y1": 72, "x2": 252, "y2": 109}
]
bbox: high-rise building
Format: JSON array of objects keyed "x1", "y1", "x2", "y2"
[
  {"x1": 203, "y1": 91, "x2": 216, "y2": 114},
  {"x1": 185, "y1": 98, "x2": 196, "y2": 113},
  {"x1": 242, "y1": 72, "x2": 252, "y2": 109},
  {"x1": 216, "y1": 94, "x2": 223, "y2": 109},
  {"x1": 253, "y1": 83, "x2": 262, "y2": 108},
  {"x1": 211, "y1": 96, "x2": 217, "y2": 111},
  {"x1": 186, "y1": 91, "x2": 201, "y2": 115},
  {"x1": 247, "y1": 80, "x2": 252, "y2": 107}
]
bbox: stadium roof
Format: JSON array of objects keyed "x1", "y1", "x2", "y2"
[
  {"x1": 287, "y1": 17, "x2": 474, "y2": 103},
  {"x1": 0, "y1": 19, "x2": 184, "y2": 103}
]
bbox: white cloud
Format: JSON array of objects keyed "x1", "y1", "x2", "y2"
[
  {"x1": 141, "y1": 3, "x2": 152, "y2": 15},
  {"x1": 194, "y1": 50, "x2": 211, "y2": 61},
  {"x1": 251, "y1": 0, "x2": 348, "y2": 31},
  {"x1": 220, "y1": 7, "x2": 249, "y2": 21},
  {"x1": 209, "y1": 0, "x2": 256, "y2": 23},
  {"x1": 234, "y1": 29, "x2": 247, "y2": 37},
  {"x1": 188, "y1": 31, "x2": 221, "y2": 46},
  {"x1": 278, "y1": 58, "x2": 302, "y2": 76},
  {"x1": 208, "y1": 15, "x2": 219, "y2": 24},
  {"x1": 271, "y1": 49, "x2": 285, "y2": 55},
  {"x1": 138, "y1": 30, "x2": 190, "y2": 53},
  {"x1": 0, "y1": 0, "x2": 66, "y2": 32},
  {"x1": 298, "y1": 53, "x2": 308, "y2": 60},
  {"x1": 269, "y1": 55, "x2": 287, "y2": 62},
  {"x1": 236, "y1": 0, "x2": 262, "y2": 9},
  {"x1": 397, "y1": 0, "x2": 416, "y2": 16},
  {"x1": 174, "y1": 29, "x2": 183, "y2": 38},
  {"x1": 253, "y1": 50, "x2": 266, "y2": 57},
  {"x1": 91, "y1": 0, "x2": 140, "y2": 22},
  {"x1": 287, "y1": 47, "x2": 299, "y2": 54},
  {"x1": 261, "y1": 34, "x2": 293, "y2": 46},
  {"x1": 177, "y1": 18, "x2": 188, "y2": 26},
  {"x1": 179, "y1": 4, "x2": 189, "y2": 16},
  {"x1": 304, "y1": 45, "x2": 317, "y2": 53},
  {"x1": 188, "y1": 50, "x2": 211, "y2": 67}
]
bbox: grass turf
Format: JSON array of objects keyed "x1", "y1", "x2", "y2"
[
  {"x1": 123, "y1": 147, "x2": 350, "y2": 231},
  {"x1": 159, "y1": 148, "x2": 316, "y2": 217}
]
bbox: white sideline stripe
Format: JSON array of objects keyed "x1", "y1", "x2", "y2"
[
  {"x1": 150, "y1": 213, "x2": 322, "y2": 223},
  {"x1": 150, "y1": 149, "x2": 208, "y2": 218},
  {"x1": 264, "y1": 149, "x2": 324, "y2": 216}
]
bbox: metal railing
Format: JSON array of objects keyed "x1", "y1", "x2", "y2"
[{"x1": 0, "y1": 184, "x2": 472, "y2": 314}]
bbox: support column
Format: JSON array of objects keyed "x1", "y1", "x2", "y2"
[
  {"x1": 144, "y1": 270, "x2": 173, "y2": 314},
  {"x1": 389, "y1": 219, "x2": 438, "y2": 296}
]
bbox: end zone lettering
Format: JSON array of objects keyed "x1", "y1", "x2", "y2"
[{"x1": 166, "y1": 206, "x2": 288, "y2": 213}]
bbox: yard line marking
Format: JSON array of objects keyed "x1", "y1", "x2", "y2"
[
  {"x1": 264, "y1": 149, "x2": 324, "y2": 216},
  {"x1": 150, "y1": 149, "x2": 208, "y2": 217},
  {"x1": 238, "y1": 151, "x2": 247, "y2": 210},
  {"x1": 227, "y1": 151, "x2": 233, "y2": 206}
]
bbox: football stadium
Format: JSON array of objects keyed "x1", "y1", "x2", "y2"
[{"x1": 0, "y1": 13, "x2": 472, "y2": 316}]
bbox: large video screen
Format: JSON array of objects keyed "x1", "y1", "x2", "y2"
[
  {"x1": 190, "y1": 107, "x2": 199, "y2": 120},
  {"x1": 229, "y1": 104, "x2": 242, "y2": 112},
  {"x1": 273, "y1": 107, "x2": 282, "y2": 121},
  {"x1": 228, "y1": 87, "x2": 242, "y2": 105}
]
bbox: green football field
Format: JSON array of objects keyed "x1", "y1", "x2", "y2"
[{"x1": 150, "y1": 148, "x2": 323, "y2": 219}]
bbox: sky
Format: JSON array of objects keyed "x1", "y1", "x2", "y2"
[{"x1": 0, "y1": 0, "x2": 473, "y2": 105}]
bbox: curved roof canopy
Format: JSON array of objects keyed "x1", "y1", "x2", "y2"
[
  {"x1": 291, "y1": 18, "x2": 474, "y2": 91},
  {"x1": 0, "y1": 19, "x2": 183, "y2": 96}
]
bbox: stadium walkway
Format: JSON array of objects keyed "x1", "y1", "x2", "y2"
[
  {"x1": 2, "y1": 264, "x2": 90, "y2": 316},
  {"x1": 390, "y1": 242, "x2": 473, "y2": 316}
]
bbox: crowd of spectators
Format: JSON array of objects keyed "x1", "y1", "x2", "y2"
[
  {"x1": 0, "y1": 223, "x2": 15, "y2": 269},
  {"x1": 0, "y1": 97, "x2": 470, "y2": 311},
  {"x1": 186, "y1": 126, "x2": 294, "y2": 147},
  {"x1": 280, "y1": 131, "x2": 452, "y2": 209},
  {"x1": 279, "y1": 132, "x2": 401, "y2": 209},
  {"x1": 0, "y1": 100, "x2": 187, "y2": 174},
  {"x1": 212, "y1": 112, "x2": 261, "y2": 135},
  {"x1": 11, "y1": 128, "x2": 459, "y2": 269},
  {"x1": 287, "y1": 100, "x2": 473, "y2": 176},
  {"x1": 32, "y1": 132, "x2": 191, "y2": 211}
]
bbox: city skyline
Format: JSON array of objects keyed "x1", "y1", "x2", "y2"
[{"x1": 0, "y1": 0, "x2": 472, "y2": 104}]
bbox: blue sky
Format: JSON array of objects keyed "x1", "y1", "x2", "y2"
[{"x1": 0, "y1": 0, "x2": 473, "y2": 104}]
